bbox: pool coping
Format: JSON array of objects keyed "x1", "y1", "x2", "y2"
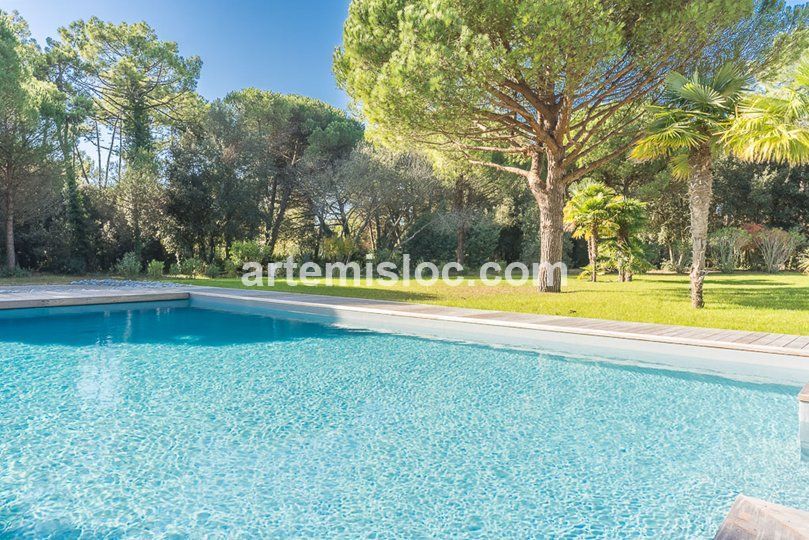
[
  {"x1": 0, "y1": 284, "x2": 807, "y2": 359},
  {"x1": 0, "y1": 289, "x2": 190, "y2": 310},
  {"x1": 189, "y1": 288, "x2": 809, "y2": 360}
]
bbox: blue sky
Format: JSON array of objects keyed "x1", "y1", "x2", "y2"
[{"x1": 0, "y1": 0, "x2": 352, "y2": 109}]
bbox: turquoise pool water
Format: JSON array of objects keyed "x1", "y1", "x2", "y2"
[{"x1": 0, "y1": 302, "x2": 806, "y2": 538}]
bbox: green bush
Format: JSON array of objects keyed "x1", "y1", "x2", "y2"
[
  {"x1": 465, "y1": 219, "x2": 502, "y2": 268},
  {"x1": 0, "y1": 266, "x2": 31, "y2": 278},
  {"x1": 710, "y1": 227, "x2": 751, "y2": 273},
  {"x1": 146, "y1": 259, "x2": 164, "y2": 279},
  {"x1": 114, "y1": 252, "x2": 141, "y2": 277},
  {"x1": 178, "y1": 257, "x2": 205, "y2": 276},
  {"x1": 222, "y1": 259, "x2": 239, "y2": 277},
  {"x1": 205, "y1": 262, "x2": 222, "y2": 278},
  {"x1": 230, "y1": 240, "x2": 267, "y2": 267},
  {"x1": 407, "y1": 214, "x2": 455, "y2": 265},
  {"x1": 321, "y1": 236, "x2": 359, "y2": 262}
]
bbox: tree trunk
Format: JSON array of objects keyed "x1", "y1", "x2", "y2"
[
  {"x1": 453, "y1": 176, "x2": 467, "y2": 267},
  {"x1": 688, "y1": 145, "x2": 713, "y2": 309},
  {"x1": 587, "y1": 228, "x2": 598, "y2": 282},
  {"x1": 456, "y1": 223, "x2": 466, "y2": 267},
  {"x1": 4, "y1": 184, "x2": 15, "y2": 270},
  {"x1": 132, "y1": 200, "x2": 142, "y2": 259},
  {"x1": 60, "y1": 128, "x2": 89, "y2": 268},
  {"x1": 530, "y1": 158, "x2": 566, "y2": 293},
  {"x1": 267, "y1": 183, "x2": 292, "y2": 258}
]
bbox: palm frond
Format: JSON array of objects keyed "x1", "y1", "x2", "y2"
[
  {"x1": 710, "y1": 64, "x2": 749, "y2": 99},
  {"x1": 725, "y1": 81, "x2": 809, "y2": 164},
  {"x1": 793, "y1": 58, "x2": 809, "y2": 88},
  {"x1": 670, "y1": 151, "x2": 691, "y2": 180},
  {"x1": 678, "y1": 82, "x2": 728, "y2": 109},
  {"x1": 664, "y1": 72, "x2": 689, "y2": 96}
]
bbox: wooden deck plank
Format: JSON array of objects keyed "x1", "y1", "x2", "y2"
[
  {"x1": 768, "y1": 334, "x2": 804, "y2": 348},
  {"x1": 786, "y1": 336, "x2": 809, "y2": 350},
  {"x1": 752, "y1": 333, "x2": 792, "y2": 346}
]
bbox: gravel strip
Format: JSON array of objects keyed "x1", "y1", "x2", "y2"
[{"x1": 69, "y1": 279, "x2": 185, "y2": 289}]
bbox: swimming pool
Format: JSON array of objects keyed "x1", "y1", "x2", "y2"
[{"x1": 1, "y1": 301, "x2": 806, "y2": 537}]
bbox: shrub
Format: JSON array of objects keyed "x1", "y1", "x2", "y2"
[
  {"x1": 710, "y1": 227, "x2": 751, "y2": 273},
  {"x1": 799, "y1": 249, "x2": 809, "y2": 275},
  {"x1": 755, "y1": 228, "x2": 802, "y2": 273},
  {"x1": 178, "y1": 257, "x2": 205, "y2": 276},
  {"x1": 230, "y1": 240, "x2": 267, "y2": 267},
  {"x1": 465, "y1": 219, "x2": 502, "y2": 267},
  {"x1": 146, "y1": 259, "x2": 164, "y2": 279},
  {"x1": 168, "y1": 262, "x2": 181, "y2": 276},
  {"x1": 205, "y1": 262, "x2": 222, "y2": 278},
  {"x1": 661, "y1": 240, "x2": 690, "y2": 273},
  {"x1": 322, "y1": 236, "x2": 358, "y2": 263},
  {"x1": 0, "y1": 266, "x2": 31, "y2": 278},
  {"x1": 114, "y1": 252, "x2": 141, "y2": 277},
  {"x1": 222, "y1": 259, "x2": 238, "y2": 277}
]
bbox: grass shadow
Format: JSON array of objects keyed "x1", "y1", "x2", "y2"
[{"x1": 190, "y1": 279, "x2": 441, "y2": 303}]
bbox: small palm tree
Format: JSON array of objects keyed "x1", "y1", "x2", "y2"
[
  {"x1": 631, "y1": 64, "x2": 748, "y2": 308},
  {"x1": 605, "y1": 197, "x2": 647, "y2": 282},
  {"x1": 563, "y1": 181, "x2": 619, "y2": 282},
  {"x1": 724, "y1": 58, "x2": 809, "y2": 164}
]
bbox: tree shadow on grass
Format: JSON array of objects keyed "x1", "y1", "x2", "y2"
[
  {"x1": 189, "y1": 278, "x2": 442, "y2": 303},
  {"x1": 261, "y1": 284, "x2": 441, "y2": 303},
  {"x1": 638, "y1": 276, "x2": 794, "y2": 287},
  {"x1": 655, "y1": 284, "x2": 809, "y2": 311},
  {"x1": 702, "y1": 277, "x2": 797, "y2": 287}
]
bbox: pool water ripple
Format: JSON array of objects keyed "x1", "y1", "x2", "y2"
[{"x1": 0, "y1": 304, "x2": 806, "y2": 538}]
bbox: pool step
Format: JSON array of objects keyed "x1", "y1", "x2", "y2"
[{"x1": 715, "y1": 496, "x2": 809, "y2": 539}]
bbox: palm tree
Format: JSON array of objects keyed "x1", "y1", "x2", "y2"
[
  {"x1": 605, "y1": 197, "x2": 647, "y2": 282},
  {"x1": 724, "y1": 58, "x2": 809, "y2": 164},
  {"x1": 631, "y1": 64, "x2": 748, "y2": 308},
  {"x1": 563, "y1": 181, "x2": 619, "y2": 282}
]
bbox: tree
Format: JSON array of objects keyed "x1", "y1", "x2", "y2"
[
  {"x1": 605, "y1": 196, "x2": 648, "y2": 282},
  {"x1": 639, "y1": 171, "x2": 692, "y2": 273},
  {"x1": 165, "y1": 100, "x2": 261, "y2": 261},
  {"x1": 725, "y1": 57, "x2": 809, "y2": 164},
  {"x1": 335, "y1": 0, "x2": 778, "y2": 292},
  {"x1": 43, "y1": 38, "x2": 93, "y2": 269},
  {"x1": 222, "y1": 89, "x2": 363, "y2": 257},
  {"x1": 0, "y1": 11, "x2": 60, "y2": 270},
  {"x1": 429, "y1": 153, "x2": 501, "y2": 266},
  {"x1": 56, "y1": 18, "x2": 201, "y2": 256},
  {"x1": 57, "y1": 18, "x2": 201, "y2": 159},
  {"x1": 563, "y1": 181, "x2": 619, "y2": 282},
  {"x1": 631, "y1": 65, "x2": 749, "y2": 308},
  {"x1": 302, "y1": 142, "x2": 443, "y2": 259}
]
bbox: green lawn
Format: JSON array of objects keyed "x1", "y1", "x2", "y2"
[
  {"x1": 167, "y1": 272, "x2": 809, "y2": 335},
  {"x1": 3, "y1": 272, "x2": 806, "y2": 335}
]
